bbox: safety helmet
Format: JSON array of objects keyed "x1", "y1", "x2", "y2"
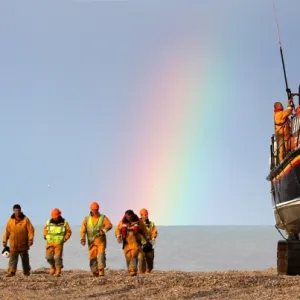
[
  {"x1": 140, "y1": 208, "x2": 148, "y2": 215},
  {"x1": 51, "y1": 208, "x2": 61, "y2": 219},
  {"x1": 2, "y1": 246, "x2": 10, "y2": 258},
  {"x1": 90, "y1": 201, "x2": 99, "y2": 210}
]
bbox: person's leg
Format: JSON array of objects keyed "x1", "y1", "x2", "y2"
[
  {"x1": 53, "y1": 244, "x2": 64, "y2": 276},
  {"x1": 96, "y1": 244, "x2": 106, "y2": 276},
  {"x1": 89, "y1": 244, "x2": 99, "y2": 276},
  {"x1": 138, "y1": 249, "x2": 146, "y2": 274},
  {"x1": 20, "y1": 250, "x2": 31, "y2": 276},
  {"x1": 46, "y1": 245, "x2": 56, "y2": 275},
  {"x1": 7, "y1": 252, "x2": 19, "y2": 276},
  {"x1": 127, "y1": 249, "x2": 138, "y2": 276},
  {"x1": 145, "y1": 249, "x2": 154, "y2": 273}
]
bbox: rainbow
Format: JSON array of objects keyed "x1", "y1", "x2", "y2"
[{"x1": 115, "y1": 35, "x2": 225, "y2": 225}]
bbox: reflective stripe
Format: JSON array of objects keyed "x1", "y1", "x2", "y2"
[
  {"x1": 86, "y1": 215, "x2": 105, "y2": 243},
  {"x1": 46, "y1": 219, "x2": 67, "y2": 244}
]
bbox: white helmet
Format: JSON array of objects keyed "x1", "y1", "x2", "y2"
[{"x1": 2, "y1": 247, "x2": 10, "y2": 258}]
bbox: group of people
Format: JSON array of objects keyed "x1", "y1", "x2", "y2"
[{"x1": 2, "y1": 202, "x2": 158, "y2": 277}]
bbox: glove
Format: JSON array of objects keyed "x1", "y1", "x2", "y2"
[
  {"x1": 117, "y1": 235, "x2": 122, "y2": 244},
  {"x1": 288, "y1": 98, "x2": 295, "y2": 107}
]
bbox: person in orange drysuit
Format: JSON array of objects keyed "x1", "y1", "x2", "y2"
[
  {"x1": 2, "y1": 204, "x2": 35, "y2": 277},
  {"x1": 115, "y1": 210, "x2": 148, "y2": 276},
  {"x1": 138, "y1": 208, "x2": 158, "y2": 274},
  {"x1": 274, "y1": 98, "x2": 294, "y2": 162},
  {"x1": 43, "y1": 208, "x2": 72, "y2": 276},
  {"x1": 80, "y1": 201, "x2": 113, "y2": 276}
]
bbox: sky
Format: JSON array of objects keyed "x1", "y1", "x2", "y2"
[{"x1": 0, "y1": 0, "x2": 300, "y2": 226}]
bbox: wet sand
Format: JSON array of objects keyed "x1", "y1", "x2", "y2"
[{"x1": 0, "y1": 268, "x2": 299, "y2": 299}]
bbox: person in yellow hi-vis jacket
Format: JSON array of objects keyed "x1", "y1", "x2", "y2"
[
  {"x1": 138, "y1": 208, "x2": 158, "y2": 274},
  {"x1": 43, "y1": 208, "x2": 72, "y2": 277},
  {"x1": 80, "y1": 201, "x2": 113, "y2": 277}
]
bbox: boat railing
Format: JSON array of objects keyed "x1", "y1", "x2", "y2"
[{"x1": 270, "y1": 113, "x2": 300, "y2": 170}]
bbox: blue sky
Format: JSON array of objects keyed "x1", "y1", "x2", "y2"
[{"x1": 0, "y1": 0, "x2": 299, "y2": 226}]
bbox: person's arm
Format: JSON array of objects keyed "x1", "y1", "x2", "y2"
[
  {"x1": 2, "y1": 220, "x2": 10, "y2": 247},
  {"x1": 64, "y1": 222, "x2": 72, "y2": 242},
  {"x1": 151, "y1": 223, "x2": 158, "y2": 240},
  {"x1": 27, "y1": 218, "x2": 35, "y2": 246},
  {"x1": 102, "y1": 216, "x2": 113, "y2": 234},
  {"x1": 80, "y1": 218, "x2": 87, "y2": 245},
  {"x1": 115, "y1": 221, "x2": 122, "y2": 243},
  {"x1": 43, "y1": 222, "x2": 48, "y2": 240}
]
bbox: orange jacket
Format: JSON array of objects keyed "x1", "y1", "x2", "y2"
[
  {"x1": 274, "y1": 106, "x2": 293, "y2": 135},
  {"x1": 115, "y1": 218, "x2": 148, "y2": 252},
  {"x1": 2, "y1": 213, "x2": 35, "y2": 252}
]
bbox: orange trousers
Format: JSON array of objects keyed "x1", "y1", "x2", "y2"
[
  {"x1": 88, "y1": 243, "x2": 106, "y2": 273},
  {"x1": 124, "y1": 248, "x2": 139, "y2": 275},
  {"x1": 276, "y1": 133, "x2": 290, "y2": 162},
  {"x1": 46, "y1": 243, "x2": 64, "y2": 269}
]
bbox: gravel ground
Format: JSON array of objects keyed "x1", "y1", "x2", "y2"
[{"x1": 0, "y1": 268, "x2": 300, "y2": 299}]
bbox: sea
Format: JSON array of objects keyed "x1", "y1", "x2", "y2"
[{"x1": 0, "y1": 226, "x2": 284, "y2": 272}]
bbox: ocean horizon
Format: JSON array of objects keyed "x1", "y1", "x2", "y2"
[{"x1": 0, "y1": 226, "x2": 283, "y2": 272}]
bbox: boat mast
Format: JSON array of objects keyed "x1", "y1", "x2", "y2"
[{"x1": 272, "y1": 0, "x2": 292, "y2": 100}]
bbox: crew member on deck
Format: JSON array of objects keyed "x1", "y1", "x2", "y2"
[{"x1": 274, "y1": 98, "x2": 294, "y2": 162}]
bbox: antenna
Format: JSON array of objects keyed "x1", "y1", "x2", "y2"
[{"x1": 272, "y1": 0, "x2": 292, "y2": 100}]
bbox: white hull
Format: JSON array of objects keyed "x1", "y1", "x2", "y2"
[{"x1": 273, "y1": 199, "x2": 300, "y2": 233}]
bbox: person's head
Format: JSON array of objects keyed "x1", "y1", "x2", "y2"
[
  {"x1": 90, "y1": 201, "x2": 100, "y2": 216},
  {"x1": 125, "y1": 210, "x2": 135, "y2": 222},
  {"x1": 140, "y1": 208, "x2": 149, "y2": 221},
  {"x1": 51, "y1": 208, "x2": 61, "y2": 222},
  {"x1": 13, "y1": 204, "x2": 21, "y2": 218},
  {"x1": 274, "y1": 102, "x2": 283, "y2": 110}
]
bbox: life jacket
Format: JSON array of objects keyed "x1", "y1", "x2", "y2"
[
  {"x1": 121, "y1": 215, "x2": 140, "y2": 237},
  {"x1": 86, "y1": 214, "x2": 105, "y2": 244},
  {"x1": 46, "y1": 218, "x2": 67, "y2": 244}
]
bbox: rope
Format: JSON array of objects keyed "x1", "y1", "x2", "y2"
[{"x1": 275, "y1": 224, "x2": 288, "y2": 240}]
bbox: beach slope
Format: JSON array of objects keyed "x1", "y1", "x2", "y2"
[{"x1": 0, "y1": 268, "x2": 299, "y2": 299}]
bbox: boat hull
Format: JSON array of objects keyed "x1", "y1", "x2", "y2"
[
  {"x1": 271, "y1": 154, "x2": 300, "y2": 205},
  {"x1": 269, "y1": 150, "x2": 300, "y2": 235},
  {"x1": 273, "y1": 199, "x2": 300, "y2": 233}
]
